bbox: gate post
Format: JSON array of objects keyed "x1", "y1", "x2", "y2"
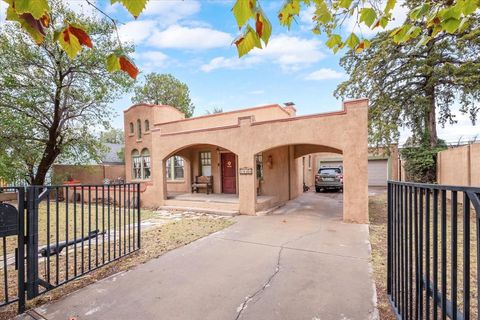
[
  {"x1": 17, "y1": 187, "x2": 26, "y2": 313},
  {"x1": 26, "y1": 186, "x2": 39, "y2": 299},
  {"x1": 387, "y1": 182, "x2": 392, "y2": 297}
]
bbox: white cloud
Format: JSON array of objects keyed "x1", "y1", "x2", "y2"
[
  {"x1": 200, "y1": 56, "x2": 261, "y2": 72},
  {"x1": 105, "y1": 0, "x2": 199, "y2": 26},
  {"x1": 143, "y1": 0, "x2": 200, "y2": 20},
  {"x1": 134, "y1": 50, "x2": 170, "y2": 72},
  {"x1": 299, "y1": 5, "x2": 316, "y2": 30},
  {"x1": 305, "y1": 68, "x2": 345, "y2": 81},
  {"x1": 149, "y1": 25, "x2": 233, "y2": 50},
  {"x1": 201, "y1": 34, "x2": 326, "y2": 72},
  {"x1": 250, "y1": 35, "x2": 325, "y2": 70},
  {"x1": 118, "y1": 20, "x2": 158, "y2": 44}
]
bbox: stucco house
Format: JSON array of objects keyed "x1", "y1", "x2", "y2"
[{"x1": 124, "y1": 99, "x2": 369, "y2": 223}]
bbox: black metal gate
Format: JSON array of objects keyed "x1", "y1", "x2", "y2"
[
  {"x1": 388, "y1": 181, "x2": 480, "y2": 319},
  {"x1": 0, "y1": 183, "x2": 141, "y2": 313}
]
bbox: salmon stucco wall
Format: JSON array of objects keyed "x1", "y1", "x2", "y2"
[
  {"x1": 259, "y1": 146, "x2": 291, "y2": 205},
  {"x1": 438, "y1": 143, "x2": 480, "y2": 187}
]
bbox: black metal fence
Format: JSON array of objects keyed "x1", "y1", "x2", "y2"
[
  {"x1": 0, "y1": 183, "x2": 141, "y2": 313},
  {"x1": 388, "y1": 181, "x2": 480, "y2": 319}
]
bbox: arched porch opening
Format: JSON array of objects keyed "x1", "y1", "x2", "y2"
[
  {"x1": 252, "y1": 144, "x2": 343, "y2": 213},
  {"x1": 161, "y1": 144, "x2": 241, "y2": 214}
]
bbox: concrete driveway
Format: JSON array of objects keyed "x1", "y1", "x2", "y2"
[{"x1": 29, "y1": 192, "x2": 377, "y2": 320}]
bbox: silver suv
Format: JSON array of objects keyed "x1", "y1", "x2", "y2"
[{"x1": 315, "y1": 166, "x2": 343, "y2": 192}]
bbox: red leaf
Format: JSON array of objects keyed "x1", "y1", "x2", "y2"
[
  {"x1": 68, "y1": 25, "x2": 93, "y2": 48},
  {"x1": 20, "y1": 12, "x2": 46, "y2": 38},
  {"x1": 234, "y1": 37, "x2": 244, "y2": 46},
  {"x1": 119, "y1": 56, "x2": 139, "y2": 79},
  {"x1": 255, "y1": 13, "x2": 263, "y2": 37},
  {"x1": 63, "y1": 28, "x2": 71, "y2": 43}
]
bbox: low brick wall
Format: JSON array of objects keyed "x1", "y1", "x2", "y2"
[{"x1": 52, "y1": 164, "x2": 125, "y2": 185}]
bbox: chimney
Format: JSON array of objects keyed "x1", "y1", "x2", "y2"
[{"x1": 283, "y1": 102, "x2": 296, "y2": 116}]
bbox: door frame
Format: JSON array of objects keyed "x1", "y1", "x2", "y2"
[{"x1": 220, "y1": 152, "x2": 237, "y2": 194}]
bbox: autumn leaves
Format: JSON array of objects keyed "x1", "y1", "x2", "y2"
[{"x1": 4, "y1": 0, "x2": 142, "y2": 79}]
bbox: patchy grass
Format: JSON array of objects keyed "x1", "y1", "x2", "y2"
[{"x1": 0, "y1": 215, "x2": 233, "y2": 319}]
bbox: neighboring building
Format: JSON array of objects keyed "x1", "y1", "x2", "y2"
[
  {"x1": 52, "y1": 143, "x2": 126, "y2": 185},
  {"x1": 102, "y1": 143, "x2": 124, "y2": 165},
  {"x1": 124, "y1": 99, "x2": 369, "y2": 223}
]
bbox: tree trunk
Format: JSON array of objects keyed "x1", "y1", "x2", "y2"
[{"x1": 426, "y1": 88, "x2": 438, "y2": 147}]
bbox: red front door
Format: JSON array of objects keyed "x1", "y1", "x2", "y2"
[{"x1": 221, "y1": 153, "x2": 236, "y2": 194}]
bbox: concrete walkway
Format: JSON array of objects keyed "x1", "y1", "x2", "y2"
[{"x1": 28, "y1": 192, "x2": 377, "y2": 320}]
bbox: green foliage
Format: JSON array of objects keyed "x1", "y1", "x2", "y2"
[
  {"x1": 400, "y1": 140, "x2": 447, "y2": 183},
  {"x1": 131, "y1": 73, "x2": 195, "y2": 118},
  {"x1": 231, "y1": 0, "x2": 480, "y2": 56},
  {"x1": 335, "y1": 12, "x2": 480, "y2": 150},
  {"x1": 100, "y1": 128, "x2": 124, "y2": 144},
  {"x1": 0, "y1": 1, "x2": 134, "y2": 185}
]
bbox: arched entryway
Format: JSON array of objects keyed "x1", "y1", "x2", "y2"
[
  {"x1": 252, "y1": 143, "x2": 343, "y2": 212},
  {"x1": 160, "y1": 144, "x2": 242, "y2": 213}
]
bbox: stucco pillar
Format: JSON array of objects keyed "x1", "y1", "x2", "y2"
[
  {"x1": 143, "y1": 158, "x2": 167, "y2": 208},
  {"x1": 342, "y1": 100, "x2": 369, "y2": 223},
  {"x1": 238, "y1": 153, "x2": 257, "y2": 215}
]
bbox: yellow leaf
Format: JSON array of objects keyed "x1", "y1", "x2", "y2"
[{"x1": 232, "y1": 0, "x2": 256, "y2": 28}]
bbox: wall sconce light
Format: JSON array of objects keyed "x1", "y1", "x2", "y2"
[{"x1": 266, "y1": 155, "x2": 273, "y2": 169}]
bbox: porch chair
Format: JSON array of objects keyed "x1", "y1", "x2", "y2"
[{"x1": 192, "y1": 176, "x2": 213, "y2": 194}]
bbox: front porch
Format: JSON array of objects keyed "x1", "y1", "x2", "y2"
[{"x1": 164, "y1": 192, "x2": 278, "y2": 215}]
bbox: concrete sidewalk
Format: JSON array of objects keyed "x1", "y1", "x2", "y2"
[{"x1": 26, "y1": 192, "x2": 377, "y2": 320}]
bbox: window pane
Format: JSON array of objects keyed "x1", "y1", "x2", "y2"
[
  {"x1": 174, "y1": 167, "x2": 184, "y2": 179},
  {"x1": 143, "y1": 156, "x2": 151, "y2": 179},
  {"x1": 137, "y1": 119, "x2": 142, "y2": 139},
  {"x1": 202, "y1": 165, "x2": 211, "y2": 176},
  {"x1": 166, "y1": 158, "x2": 172, "y2": 180},
  {"x1": 133, "y1": 157, "x2": 142, "y2": 179},
  {"x1": 319, "y1": 168, "x2": 341, "y2": 174}
]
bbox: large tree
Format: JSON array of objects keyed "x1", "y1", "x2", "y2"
[
  {"x1": 335, "y1": 13, "x2": 480, "y2": 148},
  {"x1": 335, "y1": 6, "x2": 479, "y2": 181},
  {"x1": 131, "y1": 73, "x2": 195, "y2": 118},
  {"x1": 0, "y1": 1, "x2": 133, "y2": 185}
]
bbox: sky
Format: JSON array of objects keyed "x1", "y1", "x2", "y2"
[{"x1": 0, "y1": 0, "x2": 478, "y2": 144}]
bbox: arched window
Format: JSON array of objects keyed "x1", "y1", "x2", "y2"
[
  {"x1": 137, "y1": 119, "x2": 142, "y2": 139},
  {"x1": 166, "y1": 156, "x2": 184, "y2": 180},
  {"x1": 129, "y1": 122, "x2": 134, "y2": 134},
  {"x1": 132, "y1": 149, "x2": 152, "y2": 180},
  {"x1": 144, "y1": 119, "x2": 150, "y2": 132},
  {"x1": 131, "y1": 149, "x2": 141, "y2": 179},
  {"x1": 141, "y1": 148, "x2": 151, "y2": 179}
]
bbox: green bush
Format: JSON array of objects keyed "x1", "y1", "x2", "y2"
[{"x1": 400, "y1": 141, "x2": 447, "y2": 183}]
